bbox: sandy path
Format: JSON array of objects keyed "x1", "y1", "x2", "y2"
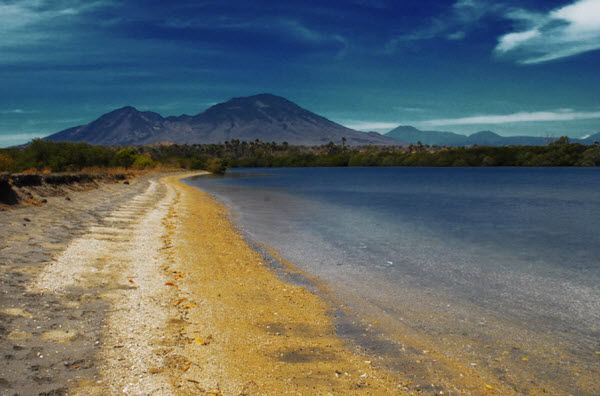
[
  {"x1": 1, "y1": 175, "x2": 155, "y2": 395},
  {"x1": 30, "y1": 179, "x2": 179, "y2": 395}
]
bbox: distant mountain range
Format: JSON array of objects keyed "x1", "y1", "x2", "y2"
[
  {"x1": 384, "y1": 125, "x2": 600, "y2": 146},
  {"x1": 46, "y1": 94, "x2": 399, "y2": 146}
]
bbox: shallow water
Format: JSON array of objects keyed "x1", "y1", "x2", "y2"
[{"x1": 187, "y1": 167, "x2": 600, "y2": 393}]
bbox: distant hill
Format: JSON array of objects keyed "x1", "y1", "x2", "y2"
[
  {"x1": 385, "y1": 125, "x2": 599, "y2": 146},
  {"x1": 46, "y1": 94, "x2": 399, "y2": 146}
]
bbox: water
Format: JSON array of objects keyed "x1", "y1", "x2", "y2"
[{"x1": 186, "y1": 167, "x2": 600, "y2": 393}]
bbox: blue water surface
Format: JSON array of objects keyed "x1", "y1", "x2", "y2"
[{"x1": 187, "y1": 167, "x2": 600, "y2": 334}]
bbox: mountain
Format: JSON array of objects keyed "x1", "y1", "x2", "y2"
[
  {"x1": 385, "y1": 126, "x2": 468, "y2": 146},
  {"x1": 46, "y1": 94, "x2": 399, "y2": 146},
  {"x1": 48, "y1": 106, "x2": 167, "y2": 146},
  {"x1": 385, "y1": 126, "x2": 598, "y2": 146}
]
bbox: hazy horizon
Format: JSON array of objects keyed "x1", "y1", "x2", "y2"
[{"x1": 2, "y1": 0, "x2": 599, "y2": 147}]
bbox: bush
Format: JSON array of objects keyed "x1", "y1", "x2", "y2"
[
  {"x1": 112, "y1": 148, "x2": 138, "y2": 168},
  {"x1": 132, "y1": 154, "x2": 156, "y2": 169},
  {"x1": 205, "y1": 158, "x2": 227, "y2": 174},
  {"x1": 0, "y1": 151, "x2": 14, "y2": 172}
]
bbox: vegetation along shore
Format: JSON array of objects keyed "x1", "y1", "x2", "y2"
[{"x1": 1, "y1": 136, "x2": 600, "y2": 179}]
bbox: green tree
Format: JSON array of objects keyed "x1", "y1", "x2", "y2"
[{"x1": 113, "y1": 148, "x2": 138, "y2": 168}]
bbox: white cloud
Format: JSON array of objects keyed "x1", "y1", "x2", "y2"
[
  {"x1": 342, "y1": 121, "x2": 400, "y2": 131},
  {"x1": 420, "y1": 109, "x2": 600, "y2": 126},
  {"x1": 0, "y1": 0, "x2": 113, "y2": 48},
  {"x1": 385, "y1": 0, "x2": 497, "y2": 52},
  {"x1": 0, "y1": 132, "x2": 48, "y2": 147},
  {"x1": 495, "y1": 0, "x2": 600, "y2": 63}
]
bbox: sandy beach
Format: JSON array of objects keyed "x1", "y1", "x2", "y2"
[{"x1": 0, "y1": 173, "x2": 408, "y2": 395}]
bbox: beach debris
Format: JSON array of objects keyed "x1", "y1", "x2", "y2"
[
  {"x1": 184, "y1": 302, "x2": 197, "y2": 308},
  {"x1": 194, "y1": 335, "x2": 212, "y2": 345},
  {"x1": 372, "y1": 320, "x2": 379, "y2": 325},
  {"x1": 521, "y1": 357, "x2": 529, "y2": 361},
  {"x1": 165, "y1": 282, "x2": 175, "y2": 286},
  {"x1": 485, "y1": 384, "x2": 493, "y2": 390},
  {"x1": 174, "y1": 298, "x2": 187, "y2": 306},
  {"x1": 128, "y1": 279, "x2": 135, "y2": 284},
  {"x1": 182, "y1": 363, "x2": 191, "y2": 371},
  {"x1": 594, "y1": 351, "x2": 600, "y2": 355}
]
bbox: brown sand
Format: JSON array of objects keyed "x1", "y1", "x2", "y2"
[{"x1": 160, "y1": 174, "x2": 408, "y2": 394}]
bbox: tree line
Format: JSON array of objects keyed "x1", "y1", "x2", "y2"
[{"x1": 1, "y1": 137, "x2": 599, "y2": 174}]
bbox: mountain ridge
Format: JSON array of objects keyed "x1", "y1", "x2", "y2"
[
  {"x1": 385, "y1": 125, "x2": 599, "y2": 146},
  {"x1": 46, "y1": 94, "x2": 400, "y2": 146}
]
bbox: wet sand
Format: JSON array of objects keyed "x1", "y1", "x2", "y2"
[{"x1": 0, "y1": 173, "x2": 406, "y2": 395}]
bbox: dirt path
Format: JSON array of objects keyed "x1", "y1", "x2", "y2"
[
  {"x1": 31, "y1": 179, "x2": 179, "y2": 395},
  {"x1": 1, "y1": 175, "x2": 159, "y2": 395}
]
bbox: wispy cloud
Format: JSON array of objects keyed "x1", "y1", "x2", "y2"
[
  {"x1": 495, "y1": 0, "x2": 600, "y2": 63},
  {"x1": 420, "y1": 109, "x2": 600, "y2": 126},
  {"x1": 0, "y1": 0, "x2": 113, "y2": 48},
  {"x1": 0, "y1": 132, "x2": 49, "y2": 147},
  {"x1": 385, "y1": 0, "x2": 497, "y2": 53},
  {"x1": 0, "y1": 109, "x2": 36, "y2": 114},
  {"x1": 161, "y1": 16, "x2": 348, "y2": 57},
  {"x1": 342, "y1": 121, "x2": 400, "y2": 131}
]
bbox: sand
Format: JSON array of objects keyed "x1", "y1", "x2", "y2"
[{"x1": 0, "y1": 172, "x2": 406, "y2": 395}]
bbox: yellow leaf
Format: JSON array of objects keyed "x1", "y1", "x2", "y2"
[
  {"x1": 485, "y1": 384, "x2": 493, "y2": 390},
  {"x1": 372, "y1": 320, "x2": 379, "y2": 325},
  {"x1": 522, "y1": 357, "x2": 529, "y2": 361},
  {"x1": 195, "y1": 337, "x2": 207, "y2": 345},
  {"x1": 185, "y1": 302, "x2": 198, "y2": 308},
  {"x1": 594, "y1": 351, "x2": 600, "y2": 355},
  {"x1": 182, "y1": 364, "x2": 191, "y2": 371}
]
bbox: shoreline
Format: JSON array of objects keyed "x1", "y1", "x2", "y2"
[
  {"x1": 179, "y1": 170, "x2": 600, "y2": 396},
  {"x1": 161, "y1": 174, "x2": 406, "y2": 394},
  {"x1": 1, "y1": 172, "x2": 405, "y2": 395},
  {"x1": 2, "y1": 170, "x2": 597, "y2": 394}
]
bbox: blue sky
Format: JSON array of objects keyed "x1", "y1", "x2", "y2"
[{"x1": 1, "y1": 0, "x2": 600, "y2": 146}]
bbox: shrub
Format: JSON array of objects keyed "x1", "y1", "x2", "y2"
[
  {"x1": 112, "y1": 148, "x2": 137, "y2": 168},
  {"x1": 0, "y1": 151, "x2": 14, "y2": 172},
  {"x1": 205, "y1": 158, "x2": 227, "y2": 174},
  {"x1": 132, "y1": 154, "x2": 156, "y2": 169}
]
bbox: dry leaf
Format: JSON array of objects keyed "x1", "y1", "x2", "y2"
[
  {"x1": 174, "y1": 298, "x2": 187, "y2": 306},
  {"x1": 165, "y1": 282, "x2": 175, "y2": 286}
]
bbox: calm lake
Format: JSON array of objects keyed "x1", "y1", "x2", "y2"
[{"x1": 187, "y1": 167, "x2": 600, "y2": 394}]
